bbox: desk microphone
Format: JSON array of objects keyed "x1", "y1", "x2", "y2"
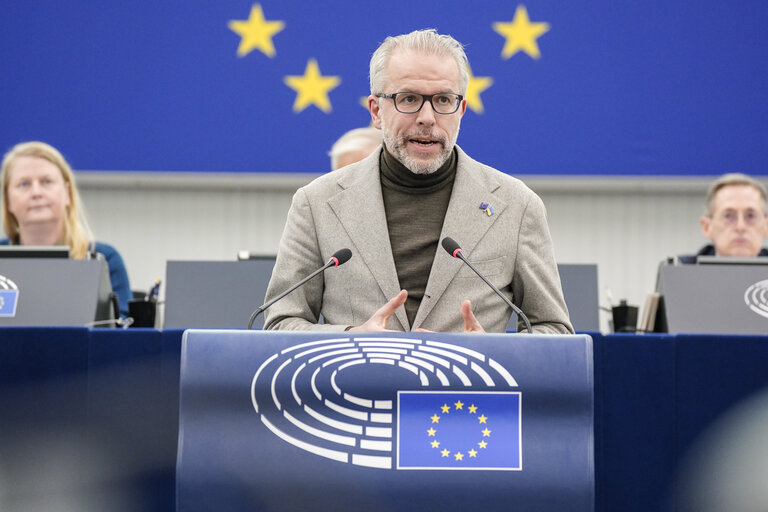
[
  {"x1": 247, "y1": 248, "x2": 352, "y2": 329},
  {"x1": 441, "y1": 237, "x2": 532, "y2": 333}
]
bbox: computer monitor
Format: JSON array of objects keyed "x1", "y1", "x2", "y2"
[
  {"x1": 0, "y1": 259, "x2": 114, "y2": 326},
  {"x1": 164, "y1": 258, "x2": 277, "y2": 329},
  {"x1": 0, "y1": 245, "x2": 70, "y2": 258},
  {"x1": 655, "y1": 262, "x2": 768, "y2": 334},
  {"x1": 695, "y1": 255, "x2": 768, "y2": 266}
]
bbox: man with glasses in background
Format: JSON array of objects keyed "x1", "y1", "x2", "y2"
[
  {"x1": 264, "y1": 29, "x2": 572, "y2": 334},
  {"x1": 680, "y1": 173, "x2": 768, "y2": 262}
]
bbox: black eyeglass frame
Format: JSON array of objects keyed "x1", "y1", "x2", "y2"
[{"x1": 376, "y1": 92, "x2": 464, "y2": 115}]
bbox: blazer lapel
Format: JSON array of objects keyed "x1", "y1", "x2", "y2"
[
  {"x1": 327, "y1": 155, "x2": 409, "y2": 330},
  {"x1": 412, "y1": 148, "x2": 509, "y2": 329}
]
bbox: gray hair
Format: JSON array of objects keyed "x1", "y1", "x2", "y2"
[
  {"x1": 705, "y1": 173, "x2": 768, "y2": 215},
  {"x1": 369, "y1": 29, "x2": 469, "y2": 96},
  {"x1": 328, "y1": 127, "x2": 382, "y2": 170}
]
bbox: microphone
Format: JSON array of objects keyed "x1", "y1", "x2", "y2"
[
  {"x1": 247, "y1": 248, "x2": 353, "y2": 329},
  {"x1": 441, "y1": 237, "x2": 532, "y2": 333}
]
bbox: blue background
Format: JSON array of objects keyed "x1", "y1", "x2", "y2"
[{"x1": 2, "y1": 1, "x2": 767, "y2": 175}]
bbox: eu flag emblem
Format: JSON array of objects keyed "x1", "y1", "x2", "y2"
[
  {"x1": 0, "y1": 290, "x2": 19, "y2": 317},
  {"x1": 397, "y1": 391, "x2": 521, "y2": 470}
]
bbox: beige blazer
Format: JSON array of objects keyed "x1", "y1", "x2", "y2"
[{"x1": 263, "y1": 146, "x2": 573, "y2": 334}]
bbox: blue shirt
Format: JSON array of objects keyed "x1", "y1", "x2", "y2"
[{"x1": 0, "y1": 238, "x2": 132, "y2": 318}]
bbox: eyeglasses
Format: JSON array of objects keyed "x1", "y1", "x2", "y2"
[
  {"x1": 712, "y1": 208, "x2": 766, "y2": 226},
  {"x1": 376, "y1": 92, "x2": 463, "y2": 115}
]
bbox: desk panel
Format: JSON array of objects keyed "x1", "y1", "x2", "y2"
[{"x1": 2, "y1": 329, "x2": 768, "y2": 512}]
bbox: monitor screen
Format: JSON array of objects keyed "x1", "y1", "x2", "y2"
[
  {"x1": 0, "y1": 245, "x2": 70, "y2": 259},
  {"x1": 696, "y1": 256, "x2": 768, "y2": 265}
]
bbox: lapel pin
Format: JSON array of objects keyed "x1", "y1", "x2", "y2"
[{"x1": 479, "y1": 202, "x2": 494, "y2": 216}]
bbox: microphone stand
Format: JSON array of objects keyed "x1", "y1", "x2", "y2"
[
  {"x1": 247, "y1": 260, "x2": 334, "y2": 330},
  {"x1": 454, "y1": 253, "x2": 533, "y2": 334}
]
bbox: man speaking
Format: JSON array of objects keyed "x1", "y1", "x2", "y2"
[{"x1": 264, "y1": 29, "x2": 572, "y2": 334}]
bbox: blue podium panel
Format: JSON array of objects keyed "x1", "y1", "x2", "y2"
[
  {"x1": 594, "y1": 334, "x2": 677, "y2": 512},
  {"x1": 178, "y1": 331, "x2": 594, "y2": 512}
]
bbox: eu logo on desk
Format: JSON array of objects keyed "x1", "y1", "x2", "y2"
[
  {"x1": 398, "y1": 391, "x2": 521, "y2": 470},
  {"x1": 0, "y1": 274, "x2": 19, "y2": 317},
  {"x1": 250, "y1": 335, "x2": 522, "y2": 471}
]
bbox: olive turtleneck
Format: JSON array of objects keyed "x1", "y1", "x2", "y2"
[{"x1": 380, "y1": 146, "x2": 457, "y2": 327}]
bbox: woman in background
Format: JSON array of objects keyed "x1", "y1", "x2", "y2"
[{"x1": 0, "y1": 141, "x2": 131, "y2": 317}]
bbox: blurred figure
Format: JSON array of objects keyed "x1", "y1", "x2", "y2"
[
  {"x1": 1, "y1": 141, "x2": 132, "y2": 317},
  {"x1": 681, "y1": 173, "x2": 768, "y2": 261},
  {"x1": 673, "y1": 389, "x2": 768, "y2": 512},
  {"x1": 328, "y1": 126, "x2": 382, "y2": 170}
]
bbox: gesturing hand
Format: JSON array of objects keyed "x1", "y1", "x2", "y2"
[
  {"x1": 348, "y1": 290, "x2": 408, "y2": 332},
  {"x1": 461, "y1": 300, "x2": 486, "y2": 333},
  {"x1": 414, "y1": 300, "x2": 487, "y2": 333}
]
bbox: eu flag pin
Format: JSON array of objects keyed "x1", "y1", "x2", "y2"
[{"x1": 479, "y1": 202, "x2": 494, "y2": 216}]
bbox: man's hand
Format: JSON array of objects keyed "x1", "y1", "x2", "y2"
[
  {"x1": 348, "y1": 290, "x2": 408, "y2": 332},
  {"x1": 461, "y1": 300, "x2": 485, "y2": 333},
  {"x1": 415, "y1": 300, "x2": 486, "y2": 333}
]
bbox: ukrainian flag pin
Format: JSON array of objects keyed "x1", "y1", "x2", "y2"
[{"x1": 479, "y1": 202, "x2": 494, "y2": 216}]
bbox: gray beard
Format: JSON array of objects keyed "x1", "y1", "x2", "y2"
[{"x1": 381, "y1": 132, "x2": 454, "y2": 175}]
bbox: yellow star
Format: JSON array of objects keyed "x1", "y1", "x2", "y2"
[
  {"x1": 430, "y1": 414, "x2": 440, "y2": 424},
  {"x1": 478, "y1": 414, "x2": 488, "y2": 424},
  {"x1": 469, "y1": 449, "x2": 478, "y2": 458},
  {"x1": 468, "y1": 404, "x2": 478, "y2": 414},
  {"x1": 454, "y1": 400, "x2": 464, "y2": 410},
  {"x1": 493, "y1": 5, "x2": 550, "y2": 60},
  {"x1": 431, "y1": 440, "x2": 440, "y2": 448},
  {"x1": 441, "y1": 449, "x2": 450, "y2": 457},
  {"x1": 427, "y1": 427, "x2": 436, "y2": 437},
  {"x1": 441, "y1": 404, "x2": 451, "y2": 414},
  {"x1": 478, "y1": 440, "x2": 488, "y2": 449},
  {"x1": 465, "y1": 66, "x2": 493, "y2": 114},
  {"x1": 359, "y1": 96, "x2": 370, "y2": 109},
  {"x1": 454, "y1": 452, "x2": 464, "y2": 461},
  {"x1": 284, "y1": 59, "x2": 341, "y2": 113},
  {"x1": 482, "y1": 428, "x2": 492, "y2": 437},
  {"x1": 228, "y1": 4, "x2": 285, "y2": 58}
]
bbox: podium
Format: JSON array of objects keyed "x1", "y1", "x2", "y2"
[
  {"x1": 0, "y1": 259, "x2": 113, "y2": 326},
  {"x1": 177, "y1": 331, "x2": 594, "y2": 512}
]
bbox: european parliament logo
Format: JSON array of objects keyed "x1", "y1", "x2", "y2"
[
  {"x1": 0, "y1": 274, "x2": 19, "y2": 317},
  {"x1": 250, "y1": 336, "x2": 522, "y2": 471},
  {"x1": 745, "y1": 278, "x2": 768, "y2": 319}
]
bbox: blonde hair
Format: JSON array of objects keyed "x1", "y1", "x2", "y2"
[{"x1": 1, "y1": 141, "x2": 93, "y2": 258}]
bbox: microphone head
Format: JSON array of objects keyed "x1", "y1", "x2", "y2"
[
  {"x1": 441, "y1": 237, "x2": 462, "y2": 258},
  {"x1": 330, "y1": 248, "x2": 352, "y2": 267}
]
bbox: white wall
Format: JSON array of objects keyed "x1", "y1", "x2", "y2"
[{"x1": 76, "y1": 172, "x2": 718, "y2": 331}]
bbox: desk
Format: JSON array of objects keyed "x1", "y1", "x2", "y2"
[
  {"x1": 2, "y1": 329, "x2": 767, "y2": 512},
  {"x1": 0, "y1": 328, "x2": 183, "y2": 512}
]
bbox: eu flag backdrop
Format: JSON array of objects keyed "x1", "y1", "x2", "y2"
[{"x1": 1, "y1": 1, "x2": 767, "y2": 175}]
